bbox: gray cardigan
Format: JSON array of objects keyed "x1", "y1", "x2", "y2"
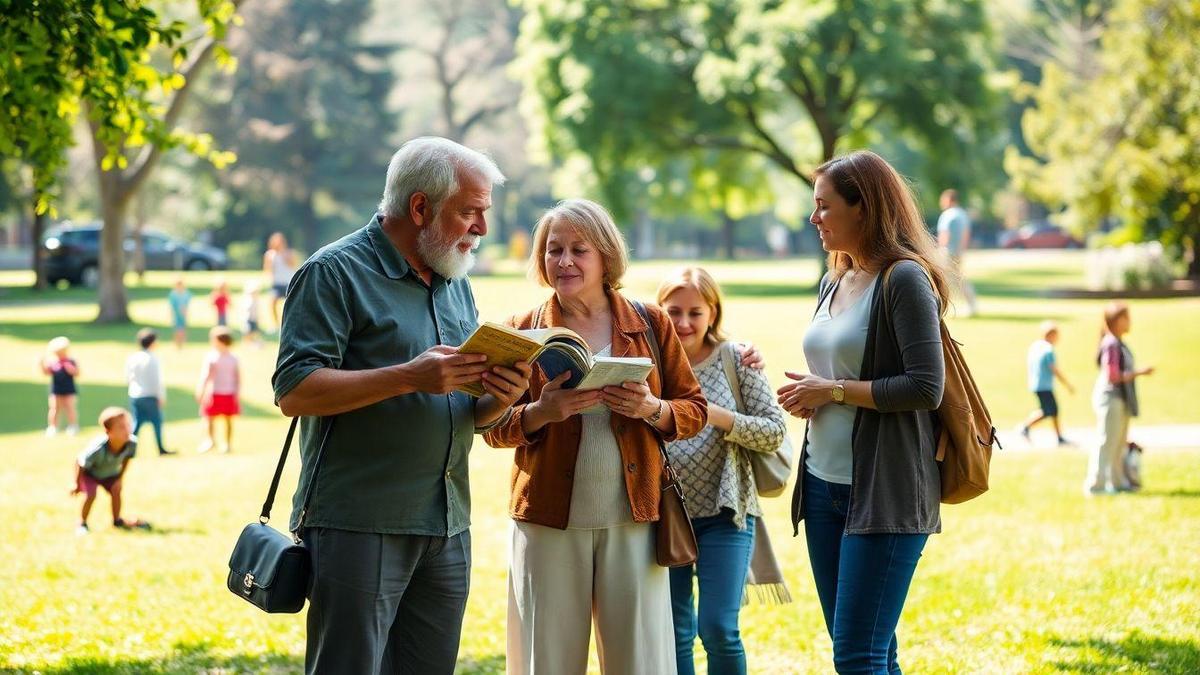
[{"x1": 791, "y1": 260, "x2": 946, "y2": 535}]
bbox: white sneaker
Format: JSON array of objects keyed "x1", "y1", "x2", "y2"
[
  {"x1": 197, "y1": 439, "x2": 214, "y2": 454},
  {"x1": 46, "y1": 426, "x2": 58, "y2": 437},
  {"x1": 76, "y1": 523, "x2": 89, "y2": 536},
  {"x1": 66, "y1": 425, "x2": 79, "y2": 436}
]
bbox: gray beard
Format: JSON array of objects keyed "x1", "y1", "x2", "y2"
[{"x1": 416, "y1": 220, "x2": 477, "y2": 280}]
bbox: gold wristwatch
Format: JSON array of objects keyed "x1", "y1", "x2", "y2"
[
  {"x1": 831, "y1": 380, "x2": 846, "y2": 404},
  {"x1": 646, "y1": 399, "x2": 666, "y2": 423}
]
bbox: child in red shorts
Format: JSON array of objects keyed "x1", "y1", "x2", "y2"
[
  {"x1": 70, "y1": 407, "x2": 150, "y2": 534},
  {"x1": 196, "y1": 326, "x2": 240, "y2": 453}
]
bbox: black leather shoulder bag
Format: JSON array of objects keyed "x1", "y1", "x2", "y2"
[{"x1": 227, "y1": 416, "x2": 334, "y2": 613}]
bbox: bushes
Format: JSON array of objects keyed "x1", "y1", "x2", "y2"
[{"x1": 1085, "y1": 242, "x2": 1177, "y2": 291}]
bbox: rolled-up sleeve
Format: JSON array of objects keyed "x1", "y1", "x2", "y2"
[
  {"x1": 871, "y1": 263, "x2": 945, "y2": 412},
  {"x1": 271, "y1": 260, "x2": 353, "y2": 404}
]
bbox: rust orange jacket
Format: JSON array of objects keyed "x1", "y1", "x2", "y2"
[{"x1": 483, "y1": 288, "x2": 708, "y2": 529}]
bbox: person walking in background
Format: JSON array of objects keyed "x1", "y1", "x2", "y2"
[
  {"x1": 41, "y1": 336, "x2": 79, "y2": 436},
  {"x1": 240, "y1": 281, "x2": 263, "y2": 348},
  {"x1": 168, "y1": 277, "x2": 192, "y2": 350},
  {"x1": 483, "y1": 199, "x2": 708, "y2": 675},
  {"x1": 195, "y1": 326, "x2": 240, "y2": 454},
  {"x1": 1086, "y1": 302, "x2": 1154, "y2": 495},
  {"x1": 1018, "y1": 321, "x2": 1075, "y2": 446},
  {"x1": 70, "y1": 407, "x2": 149, "y2": 534},
  {"x1": 126, "y1": 328, "x2": 174, "y2": 456},
  {"x1": 937, "y1": 189, "x2": 978, "y2": 317},
  {"x1": 657, "y1": 267, "x2": 789, "y2": 675},
  {"x1": 210, "y1": 279, "x2": 231, "y2": 328},
  {"x1": 263, "y1": 231, "x2": 298, "y2": 333},
  {"x1": 778, "y1": 151, "x2": 949, "y2": 673}
]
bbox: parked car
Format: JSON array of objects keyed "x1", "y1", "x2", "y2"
[
  {"x1": 1000, "y1": 223, "x2": 1084, "y2": 249},
  {"x1": 43, "y1": 222, "x2": 227, "y2": 287}
]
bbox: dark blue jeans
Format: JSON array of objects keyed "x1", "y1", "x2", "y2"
[
  {"x1": 670, "y1": 512, "x2": 755, "y2": 675},
  {"x1": 803, "y1": 471, "x2": 929, "y2": 675},
  {"x1": 130, "y1": 396, "x2": 165, "y2": 453}
]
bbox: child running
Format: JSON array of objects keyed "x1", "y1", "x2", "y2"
[
  {"x1": 1019, "y1": 320, "x2": 1075, "y2": 445},
  {"x1": 41, "y1": 336, "x2": 79, "y2": 436},
  {"x1": 195, "y1": 326, "x2": 240, "y2": 453}
]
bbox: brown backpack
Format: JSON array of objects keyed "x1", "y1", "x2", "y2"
[{"x1": 884, "y1": 263, "x2": 1000, "y2": 504}]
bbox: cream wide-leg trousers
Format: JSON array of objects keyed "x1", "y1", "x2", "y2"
[{"x1": 507, "y1": 520, "x2": 677, "y2": 675}]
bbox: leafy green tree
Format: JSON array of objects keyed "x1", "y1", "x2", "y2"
[
  {"x1": 1, "y1": 1, "x2": 241, "y2": 318},
  {"x1": 516, "y1": 0, "x2": 1000, "y2": 253},
  {"x1": 201, "y1": 0, "x2": 394, "y2": 253},
  {"x1": 1007, "y1": 0, "x2": 1200, "y2": 277}
]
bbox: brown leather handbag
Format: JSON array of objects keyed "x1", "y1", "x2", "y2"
[{"x1": 632, "y1": 301, "x2": 698, "y2": 568}]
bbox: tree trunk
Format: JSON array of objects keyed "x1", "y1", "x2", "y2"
[
  {"x1": 721, "y1": 211, "x2": 736, "y2": 260},
  {"x1": 31, "y1": 197, "x2": 47, "y2": 291},
  {"x1": 96, "y1": 170, "x2": 131, "y2": 323}
]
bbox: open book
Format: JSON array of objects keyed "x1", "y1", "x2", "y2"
[{"x1": 456, "y1": 322, "x2": 654, "y2": 407}]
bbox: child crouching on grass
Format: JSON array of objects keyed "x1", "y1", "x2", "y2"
[
  {"x1": 196, "y1": 326, "x2": 240, "y2": 453},
  {"x1": 71, "y1": 407, "x2": 150, "y2": 534}
]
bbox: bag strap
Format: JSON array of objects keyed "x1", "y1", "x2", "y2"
[
  {"x1": 631, "y1": 301, "x2": 675, "y2": 460},
  {"x1": 718, "y1": 342, "x2": 746, "y2": 414},
  {"x1": 259, "y1": 415, "x2": 336, "y2": 542}
]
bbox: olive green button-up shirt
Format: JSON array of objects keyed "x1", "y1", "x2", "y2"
[{"x1": 272, "y1": 214, "x2": 480, "y2": 537}]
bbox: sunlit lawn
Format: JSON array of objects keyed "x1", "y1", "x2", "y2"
[{"x1": 1, "y1": 250, "x2": 1198, "y2": 673}]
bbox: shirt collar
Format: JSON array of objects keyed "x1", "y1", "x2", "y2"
[{"x1": 367, "y1": 213, "x2": 453, "y2": 286}]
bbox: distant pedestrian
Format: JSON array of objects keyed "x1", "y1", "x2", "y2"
[
  {"x1": 1018, "y1": 321, "x2": 1075, "y2": 445},
  {"x1": 240, "y1": 281, "x2": 263, "y2": 348},
  {"x1": 195, "y1": 326, "x2": 240, "y2": 454},
  {"x1": 126, "y1": 328, "x2": 174, "y2": 455},
  {"x1": 210, "y1": 279, "x2": 231, "y2": 328},
  {"x1": 70, "y1": 407, "x2": 150, "y2": 534},
  {"x1": 41, "y1": 335, "x2": 79, "y2": 436},
  {"x1": 168, "y1": 277, "x2": 192, "y2": 349},
  {"x1": 263, "y1": 231, "x2": 298, "y2": 332},
  {"x1": 1086, "y1": 303, "x2": 1154, "y2": 495},
  {"x1": 937, "y1": 189, "x2": 978, "y2": 316}
]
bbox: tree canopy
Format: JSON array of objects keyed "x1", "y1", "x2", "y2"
[{"x1": 1007, "y1": 0, "x2": 1200, "y2": 276}]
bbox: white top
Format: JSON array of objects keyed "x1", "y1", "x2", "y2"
[
  {"x1": 802, "y1": 274, "x2": 877, "y2": 484},
  {"x1": 125, "y1": 350, "x2": 165, "y2": 400},
  {"x1": 567, "y1": 345, "x2": 634, "y2": 529},
  {"x1": 271, "y1": 249, "x2": 297, "y2": 286}
]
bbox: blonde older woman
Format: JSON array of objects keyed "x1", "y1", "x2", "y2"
[{"x1": 484, "y1": 199, "x2": 707, "y2": 675}]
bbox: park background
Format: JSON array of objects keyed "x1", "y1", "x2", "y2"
[{"x1": 2, "y1": 0, "x2": 1199, "y2": 673}]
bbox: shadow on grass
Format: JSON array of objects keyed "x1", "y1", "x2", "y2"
[
  {"x1": 34, "y1": 642, "x2": 300, "y2": 674},
  {"x1": 0, "y1": 318, "x2": 238, "y2": 346},
  {"x1": 31, "y1": 647, "x2": 505, "y2": 674},
  {"x1": 1133, "y1": 489, "x2": 1200, "y2": 499},
  {"x1": 0, "y1": 281, "x2": 223, "y2": 307},
  {"x1": 0, "y1": 381, "x2": 277, "y2": 435},
  {"x1": 950, "y1": 312, "x2": 1069, "y2": 324},
  {"x1": 1049, "y1": 633, "x2": 1200, "y2": 672}
]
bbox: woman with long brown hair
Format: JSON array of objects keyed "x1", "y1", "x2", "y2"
[
  {"x1": 776, "y1": 150, "x2": 950, "y2": 672},
  {"x1": 1086, "y1": 302, "x2": 1153, "y2": 494}
]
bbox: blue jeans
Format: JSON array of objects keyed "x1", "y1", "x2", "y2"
[
  {"x1": 670, "y1": 512, "x2": 755, "y2": 675},
  {"x1": 803, "y1": 471, "x2": 928, "y2": 674},
  {"x1": 130, "y1": 396, "x2": 165, "y2": 452}
]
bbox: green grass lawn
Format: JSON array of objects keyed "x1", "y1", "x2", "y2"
[{"x1": 1, "y1": 251, "x2": 1198, "y2": 673}]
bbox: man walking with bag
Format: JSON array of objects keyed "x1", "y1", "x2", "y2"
[{"x1": 273, "y1": 137, "x2": 531, "y2": 674}]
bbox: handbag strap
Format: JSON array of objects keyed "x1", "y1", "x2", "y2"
[
  {"x1": 718, "y1": 342, "x2": 746, "y2": 414},
  {"x1": 259, "y1": 416, "x2": 336, "y2": 541},
  {"x1": 631, "y1": 300, "x2": 680, "y2": 476}
]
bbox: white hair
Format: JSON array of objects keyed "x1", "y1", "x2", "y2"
[{"x1": 378, "y1": 137, "x2": 506, "y2": 220}]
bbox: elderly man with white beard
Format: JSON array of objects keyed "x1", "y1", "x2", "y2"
[{"x1": 272, "y1": 137, "x2": 532, "y2": 674}]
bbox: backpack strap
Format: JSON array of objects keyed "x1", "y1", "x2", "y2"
[{"x1": 718, "y1": 342, "x2": 746, "y2": 414}]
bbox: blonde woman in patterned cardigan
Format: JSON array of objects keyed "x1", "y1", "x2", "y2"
[{"x1": 658, "y1": 267, "x2": 789, "y2": 675}]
